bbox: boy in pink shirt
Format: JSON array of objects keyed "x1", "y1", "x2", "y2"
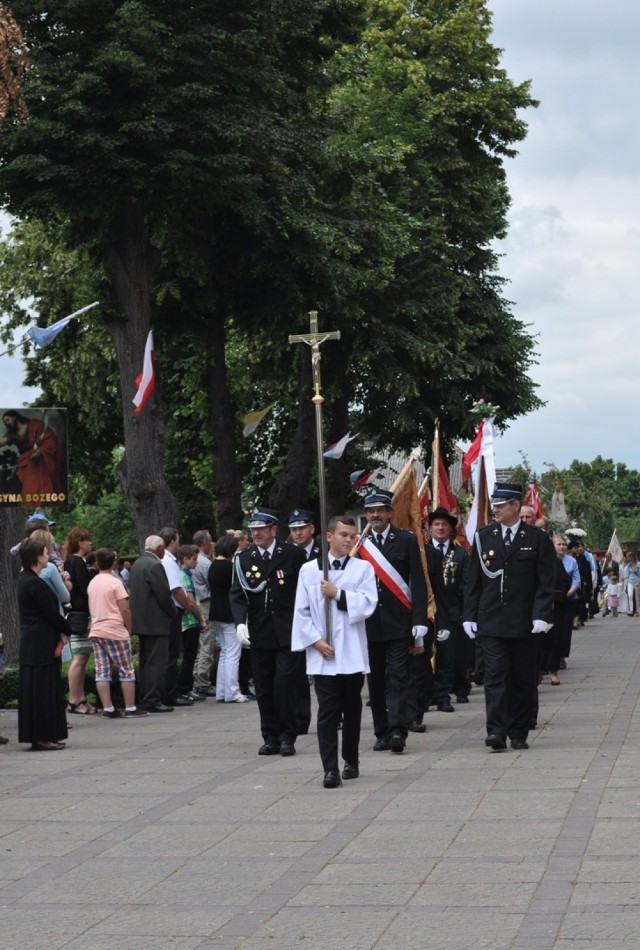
[{"x1": 88, "y1": 548, "x2": 147, "y2": 718}]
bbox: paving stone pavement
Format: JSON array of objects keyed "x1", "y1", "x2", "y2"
[{"x1": 1, "y1": 613, "x2": 640, "y2": 948}]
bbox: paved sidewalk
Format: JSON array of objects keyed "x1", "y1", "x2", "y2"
[{"x1": 1, "y1": 613, "x2": 639, "y2": 949}]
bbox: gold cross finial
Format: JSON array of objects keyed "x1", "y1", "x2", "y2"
[{"x1": 289, "y1": 310, "x2": 340, "y2": 401}]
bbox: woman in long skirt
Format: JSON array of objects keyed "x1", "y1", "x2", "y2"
[{"x1": 17, "y1": 537, "x2": 73, "y2": 750}]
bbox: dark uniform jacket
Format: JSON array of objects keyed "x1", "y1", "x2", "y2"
[
  {"x1": 429, "y1": 540, "x2": 469, "y2": 624},
  {"x1": 365, "y1": 525, "x2": 428, "y2": 642},
  {"x1": 463, "y1": 521, "x2": 556, "y2": 638},
  {"x1": 229, "y1": 542, "x2": 306, "y2": 649},
  {"x1": 129, "y1": 551, "x2": 175, "y2": 638}
]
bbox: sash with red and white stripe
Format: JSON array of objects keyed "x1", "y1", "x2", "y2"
[{"x1": 358, "y1": 538, "x2": 412, "y2": 611}]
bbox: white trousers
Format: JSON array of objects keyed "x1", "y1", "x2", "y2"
[{"x1": 214, "y1": 621, "x2": 243, "y2": 701}]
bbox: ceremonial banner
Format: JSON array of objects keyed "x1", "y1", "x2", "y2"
[{"x1": 0, "y1": 408, "x2": 69, "y2": 507}]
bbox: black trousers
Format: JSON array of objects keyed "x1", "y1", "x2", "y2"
[
  {"x1": 480, "y1": 635, "x2": 538, "y2": 742},
  {"x1": 294, "y1": 651, "x2": 312, "y2": 733},
  {"x1": 138, "y1": 635, "x2": 169, "y2": 708},
  {"x1": 177, "y1": 625, "x2": 201, "y2": 694},
  {"x1": 452, "y1": 622, "x2": 474, "y2": 699},
  {"x1": 433, "y1": 632, "x2": 455, "y2": 705},
  {"x1": 406, "y1": 643, "x2": 432, "y2": 724},
  {"x1": 250, "y1": 646, "x2": 298, "y2": 744},
  {"x1": 314, "y1": 673, "x2": 364, "y2": 772},
  {"x1": 163, "y1": 608, "x2": 183, "y2": 704},
  {"x1": 367, "y1": 637, "x2": 411, "y2": 739}
]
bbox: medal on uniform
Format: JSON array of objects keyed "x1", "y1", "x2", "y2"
[{"x1": 277, "y1": 569, "x2": 284, "y2": 585}]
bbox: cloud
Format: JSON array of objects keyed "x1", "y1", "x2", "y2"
[{"x1": 484, "y1": 0, "x2": 640, "y2": 472}]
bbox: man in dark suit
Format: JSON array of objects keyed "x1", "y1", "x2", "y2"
[
  {"x1": 129, "y1": 535, "x2": 176, "y2": 712},
  {"x1": 363, "y1": 488, "x2": 428, "y2": 753},
  {"x1": 463, "y1": 483, "x2": 556, "y2": 751},
  {"x1": 229, "y1": 507, "x2": 306, "y2": 756},
  {"x1": 427, "y1": 507, "x2": 470, "y2": 709},
  {"x1": 288, "y1": 508, "x2": 318, "y2": 735}
]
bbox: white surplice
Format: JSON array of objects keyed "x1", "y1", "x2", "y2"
[{"x1": 291, "y1": 557, "x2": 377, "y2": 676}]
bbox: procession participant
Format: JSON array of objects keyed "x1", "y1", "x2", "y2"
[
  {"x1": 191, "y1": 529, "x2": 217, "y2": 698},
  {"x1": 427, "y1": 507, "x2": 470, "y2": 707},
  {"x1": 229, "y1": 507, "x2": 306, "y2": 757},
  {"x1": 129, "y1": 536, "x2": 176, "y2": 712},
  {"x1": 288, "y1": 508, "x2": 319, "y2": 735},
  {"x1": 463, "y1": 483, "x2": 556, "y2": 752},
  {"x1": 362, "y1": 488, "x2": 428, "y2": 753},
  {"x1": 292, "y1": 516, "x2": 377, "y2": 788},
  {"x1": 405, "y1": 536, "x2": 448, "y2": 732}
]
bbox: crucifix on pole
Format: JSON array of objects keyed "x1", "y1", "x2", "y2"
[{"x1": 289, "y1": 310, "x2": 341, "y2": 645}]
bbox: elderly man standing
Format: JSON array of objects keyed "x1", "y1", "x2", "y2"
[
  {"x1": 129, "y1": 536, "x2": 176, "y2": 713},
  {"x1": 463, "y1": 483, "x2": 556, "y2": 751},
  {"x1": 191, "y1": 529, "x2": 216, "y2": 698},
  {"x1": 230, "y1": 507, "x2": 306, "y2": 757}
]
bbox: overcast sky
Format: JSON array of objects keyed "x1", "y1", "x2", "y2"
[
  {"x1": 3, "y1": 2, "x2": 639, "y2": 475},
  {"x1": 484, "y1": 0, "x2": 640, "y2": 474}
]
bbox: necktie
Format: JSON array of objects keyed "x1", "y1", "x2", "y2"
[
  {"x1": 504, "y1": 527, "x2": 512, "y2": 547},
  {"x1": 332, "y1": 559, "x2": 341, "y2": 570},
  {"x1": 438, "y1": 542, "x2": 446, "y2": 556},
  {"x1": 376, "y1": 533, "x2": 384, "y2": 547},
  {"x1": 262, "y1": 549, "x2": 271, "y2": 563}
]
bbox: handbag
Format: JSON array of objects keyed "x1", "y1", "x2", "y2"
[{"x1": 67, "y1": 610, "x2": 89, "y2": 636}]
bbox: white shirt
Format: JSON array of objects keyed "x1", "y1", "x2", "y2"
[
  {"x1": 162, "y1": 549, "x2": 185, "y2": 607},
  {"x1": 291, "y1": 558, "x2": 377, "y2": 675}
]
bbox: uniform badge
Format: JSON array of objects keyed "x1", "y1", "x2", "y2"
[
  {"x1": 255, "y1": 572, "x2": 261, "y2": 579},
  {"x1": 251, "y1": 565, "x2": 259, "y2": 572},
  {"x1": 489, "y1": 550, "x2": 495, "y2": 556},
  {"x1": 245, "y1": 571, "x2": 252, "y2": 578}
]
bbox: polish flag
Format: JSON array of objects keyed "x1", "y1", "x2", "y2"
[{"x1": 132, "y1": 331, "x2": 155, "y2": 414}]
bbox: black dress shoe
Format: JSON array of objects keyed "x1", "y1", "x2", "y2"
[
  {"x1": 389, "y1": 732, "x2": 405, "y2": 753},
  {"x1": 373, "y1": 737, "x2": 390, "y2": 751},
  {"x1": 455, "y1": 696, "x2": 470, "y2": 704},
  {"x1": 510, "y1": 739, "x2": 529, "y2": 750},
  {"x1": 530, "y1": 721, "x2": 538, "y2": 730},
  {"x1": 0, "y1": 736, "x2": 9, "y2": 744},
  {"x1": 280, "y1": 740, "x2": 296, "y2": 757},
  {"x1": 342, "y1": 763, "x2": 359, "y2": 780},
  {"x1": 323, "y1": 769, "x2": 341, "y2": 788},
  {"x1": 146, "y1": 703, "x2": 174, "y2": 713},
  {"x1": 258, "y1": 742, "x2": 280, "y2": 755},
  {"x1": 485, "y1": 734, "x2": 507, "y2": 751},
  {"x1": 173, "y1": 695, "x2": 194, "y2": 707},
  {"x1": 437, "y1": 701, "x2": 455, "y2": 712},
  {"x1": 407, "y1": 721, "x2": 426, "y2": 733}
]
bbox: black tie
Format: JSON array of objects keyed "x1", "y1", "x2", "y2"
[
  {"x1": 262, "y1": 549, "x2": 271, "y2": 563},
  {"x1": 438, "y1": 543, "x2": 446, "y2": 556},
  {"x1": 376, "y1": 533, "x2": 384, "y2": 547},
  {"x1": 332, "y1": 559, "x2": 341, "y2": 570},
  {"x1": 504, "y1": 528, "x2": 512, "y2": 547}
]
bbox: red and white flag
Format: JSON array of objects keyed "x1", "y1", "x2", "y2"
[
  {"x1": 524, "y1": 482, "x2": 543, "y2": 519},
  {"x1": 132, "y1": 331, "x2": 155, "y2": 414},
  {"x1": 350, "y1": 467, "x2": 383, "y2": 487},
  {"x1": 462, "y1": 422, "x2": 483, "y2": 487},
  {"x1": 324, "y1": 432, "x2": 357, "y2": 459}
]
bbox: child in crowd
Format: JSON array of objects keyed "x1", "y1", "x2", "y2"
[
  {"x1": 177, "y1": 544, "x2": 205, "y2": 701},
  {"x1": 605, "y1": 574, "x2": 621, "y2": 618}
]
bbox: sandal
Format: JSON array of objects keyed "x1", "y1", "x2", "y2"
[
  {"x1": 67, "y1": 700, "x2": 97, "y2": 715},
  {"x1": 31, "y1": 741, "x2": 66, "y2": 751}
]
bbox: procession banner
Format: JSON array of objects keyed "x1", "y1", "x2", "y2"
[{"x1": 0, "y1": 407, "x2": 69, "y2": 507}]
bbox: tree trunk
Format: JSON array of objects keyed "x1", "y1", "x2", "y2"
[
  {"x1": 269, "y1": 356, "x2": 316, "y2": 523},
  {"x1": 208, "y1": 313, "x2": 244, "y2": 532},
  {"x1": 0, "y1": 508, "x2": 27, "y2": 666},
  {"x1": 104, "y1": 201, "x2": 180, "y2": 547}
]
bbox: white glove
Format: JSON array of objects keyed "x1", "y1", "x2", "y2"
[
  {"x1": 463, "y1": 621, "x2": 477, "y2": 639},
  {"x1": 236, "y1": 623, "x2": 250, "y2": 647},
  {"x1": 437, "y1": 629, "x2": 451, "y2": 642},
  {"x1": 412, "y1": 625, "x2": 428, "y2": 639},
  {"x1": 413, "y1": 636, "x2": 424, "y2": 649},
  {"x1": 531, "y1": 619, "x2": 551, "y2": 634}
]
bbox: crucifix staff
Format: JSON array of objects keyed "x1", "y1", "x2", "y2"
[{"x1": 289, "y1": 310, "x2": 340, "y2": 645}]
